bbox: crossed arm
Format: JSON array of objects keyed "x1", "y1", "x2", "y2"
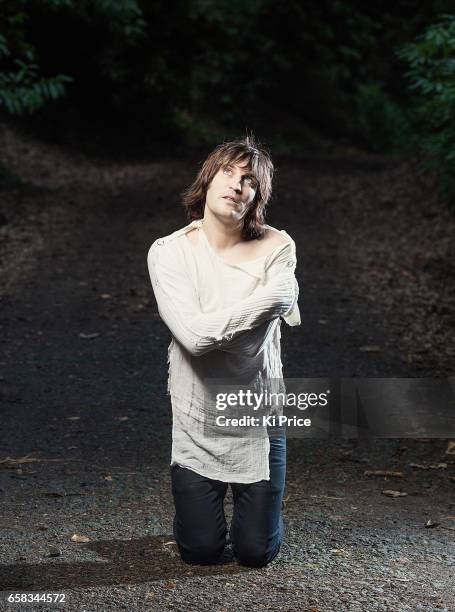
[{"x1": 147, "y1": 238, "x2": 298, "y2": 357}]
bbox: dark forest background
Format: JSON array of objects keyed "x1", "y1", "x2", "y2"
[{"x1": 1, "y1": 0, "x2": 455, "y2": 205}]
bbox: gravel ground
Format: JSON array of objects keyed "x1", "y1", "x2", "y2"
[{"x1": 0, "y1": 129, "x2": 454, "y2": 611}]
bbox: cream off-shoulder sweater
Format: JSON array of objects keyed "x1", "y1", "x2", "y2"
[{"x1": 147, "y1": 218, "x2": 300, "y2": 483}]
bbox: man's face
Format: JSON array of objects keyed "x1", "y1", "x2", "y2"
[{"x1": 205, "y1": 160, "x2": 258, "y2": 222}]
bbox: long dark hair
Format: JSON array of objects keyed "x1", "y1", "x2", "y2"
[{"x1": 181, "y1": 135, "x2": 274, "y2": 240}]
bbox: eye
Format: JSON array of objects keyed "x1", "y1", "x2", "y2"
[{"x1": 223, "y1": 167, "x2": 233, "y2": 176}]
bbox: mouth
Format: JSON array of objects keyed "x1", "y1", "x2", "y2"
[{"x1": 223, "y1": 196, "x2": 239, "y2": 205}]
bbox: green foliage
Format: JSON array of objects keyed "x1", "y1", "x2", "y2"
[
  {"x1": 86, "y1": 0, "x2": 147, "y2": 39},
  {"x1": 0, "y1": 0, "x2": 145, "y2": 116},
  {"x1": 1, "y1": 0, "x2": 454, "y2": 158},
  {"x1": 0, "y1": 46, "x2": 72, "y2": 114},
  {"x1": 397, "y1": 14, "x2": 455, "y2": 208},
  {"x1": 353, "y1": 81, "x2": 414, "y2": 153}
]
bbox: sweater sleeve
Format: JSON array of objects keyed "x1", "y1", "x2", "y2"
[
  {"x1": 218, "y1": 241, "x2": 300, "y2": 357},
  {"x1": 216, "y1": 319, "x2": 278, "y2": 358},
  {"x1": 147, "y1": 238, "x2": 296, "y2": 357}
]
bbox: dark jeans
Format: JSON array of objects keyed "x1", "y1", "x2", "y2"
[{"x1": 171, "y1": 433, "x2": 286, "y2": 568}]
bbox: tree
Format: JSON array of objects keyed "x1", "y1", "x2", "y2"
[
  {"x1": 397, "y1": 14, "x2": 455, "y2": 209},
  {"x1": 0, "y1": 0, "x2": 145, "y2": 115}
]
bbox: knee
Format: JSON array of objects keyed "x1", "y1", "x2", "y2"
[
  {"x1": 177, "y1": 540, "x2": 225, "y2": 565},
  {"x1": 234, "y1": 541, "x2": 281, "y2": 568}
]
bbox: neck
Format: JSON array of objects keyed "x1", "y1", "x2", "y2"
[{"x1": 200, "y1": 210, "x2": 244, "y2": 251}]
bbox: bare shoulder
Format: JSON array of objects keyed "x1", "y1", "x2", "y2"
[
  {"x1": 244, "y1": 225, "x2": 291, "y2": 259},
  {"x1": 261, "y1": 226, "x2": 290, "y2": 248}
]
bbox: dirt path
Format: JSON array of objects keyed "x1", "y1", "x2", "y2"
[{"x1": 0, "y1": 129, "x2": 454, "y2": 611}]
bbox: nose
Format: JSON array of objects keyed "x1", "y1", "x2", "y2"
[{"x1": 230, "y1": 175, "x2": 242, "y2": 193}]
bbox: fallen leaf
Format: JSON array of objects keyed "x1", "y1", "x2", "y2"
[
  {"x1": 310, "y1": 494, "x2": 345, "y2": 500},
  {"x1": 364, "y1": 469, "x2": 404, "y2": 477},
  {"x1": 71, "y1": 533, "x2": 90, "y2": 543},
  {"x1": 409, "y1": 462, "x2": 447, "y2": 470},
  {"x1": 425, "y1": 519, "x2": 439, "y2": 528},
  {"x1": 129, "y1": 303, "x2": 147, "y2": 312},
  {"x1": 0, "y1": 455, "x2": 41, "y2": 466},
  {"x1": 409, "y1": 463, "x2": 428, "y2": 470},
  {"x1": 445, "y1": 441, "x2": 455, "y2": 455},
  {"x1": 164, "y1": 581, "x2": 176, "y2": 589},
  {"x1": 382, "y1": 489, "x2": 408, "y2": 498}
]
